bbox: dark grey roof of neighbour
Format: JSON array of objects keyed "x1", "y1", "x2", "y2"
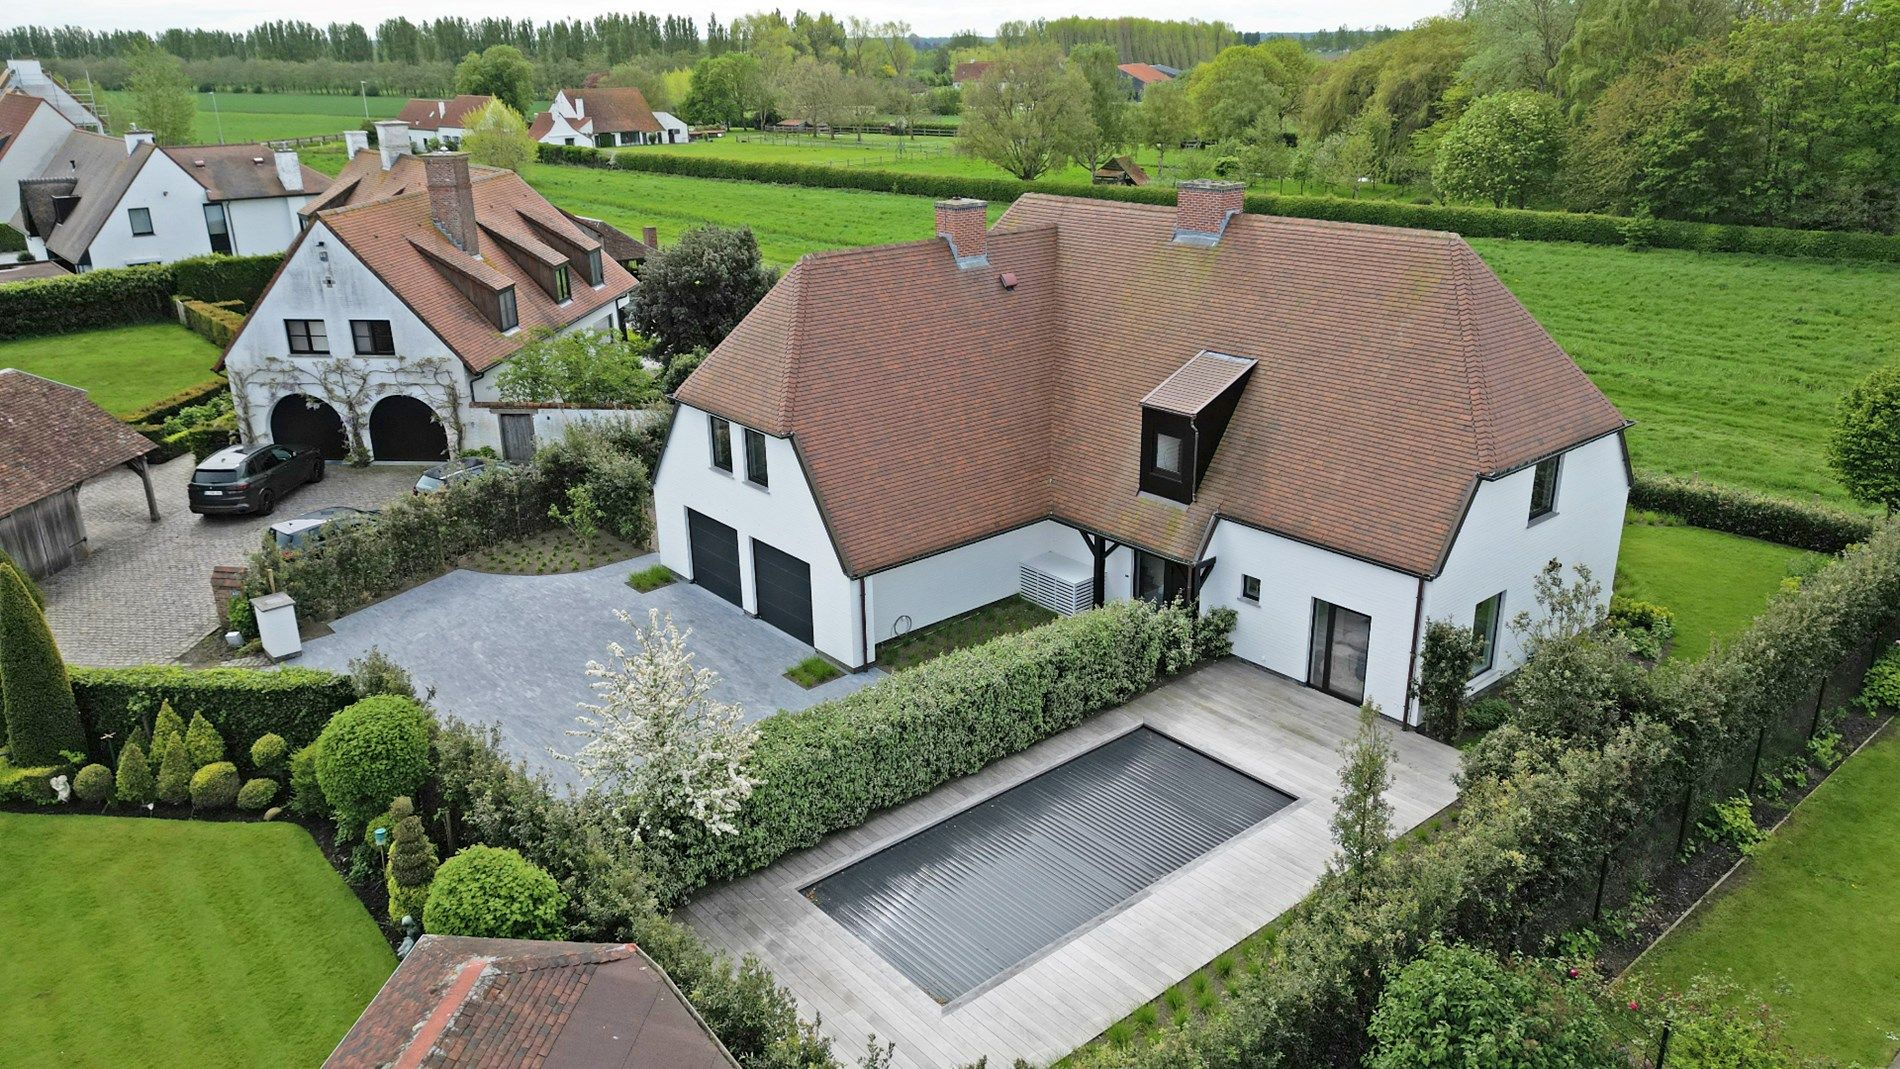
[
  {"x1": 20, "y1": 129, "x2": 143, "y2": 263},
  {"x1": 0, "y1": 259, "x2": 70, "y2": 283},
  {"x1": 159, "y1": 144, "x2": 330, "y2": 201}
]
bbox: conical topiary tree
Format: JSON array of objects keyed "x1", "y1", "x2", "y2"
[
  {"x1": 116, "y1": 741, "x2": 155, "y2": 805},
  {"x1": 0, "y1": 562, "x2": 86, "y2": 766},
  {"x1": 0, "y1": 547, "x2": 43, "y2": 608},
  {"x1": 155, "y1": 734, "x2": 192, "y2": 806},
  {"x1": 150, "y1": 701, "x2": 186, "y2": 762},
  {"x1": 184, "y1": 712, "x2": 225, "y2": 769},
  {"x1": 385, "y1": 796, "x2": 439, "y2": 925}
]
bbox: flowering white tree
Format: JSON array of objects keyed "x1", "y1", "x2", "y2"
[{"x1": 564, "y1": 608, "x2": 759, "y2": 842}]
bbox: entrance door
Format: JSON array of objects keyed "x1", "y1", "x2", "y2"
[
  {"x1": 751, "y1": 538, "x2": 814, "y2": 644},
  {"x1": 1134, "y1": 550, "x2": 1191, "y2": 606},
  {"x1": 686, "y1": 509, "x2": 742, "y2": 606},
  {"x1": 1308, "y1": 600, "x2": 1371, "y2": 705},
  {"x1": 499, "y1": 413, "x2": 535, "y2": 463}
]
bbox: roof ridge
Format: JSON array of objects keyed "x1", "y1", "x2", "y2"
[
  {"x1": 780, "y1": 263, "x2": 809, "y2": 430},
  {"x1": 1449, "y1": 243, "x2": 1498, "y2": 472}
]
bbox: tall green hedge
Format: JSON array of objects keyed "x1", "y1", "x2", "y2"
[
  {"x1": 540, "y1": 145, "x2": 1900, "y2": 264},
  {"x1": 71, "y1": 666, "x2": 355, "y2": 769},
  {"x1": 0, "y1": 253, "x2": 281, "y2": 342},
  {"x1": 1630, "y1": 469, "x2": 1876, "y2": 553},
  {"x1": 0, "y1": 563, "x2": 87, "y2": 766},
  {"x1": 171, "y1": 255, "x2": 281, "y2": 305}
]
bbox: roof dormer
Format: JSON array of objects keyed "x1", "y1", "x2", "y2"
[{"x1": 1138, "y1": 351, "x2": 1256, "y2": 505}]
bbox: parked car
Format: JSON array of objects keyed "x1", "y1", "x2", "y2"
[
  {"x1": 268, "y1": 506, "x2": 379, "y2": 554},
  {"x1": 413, "y1": 456, "x2": 515, "y2": 494},
  {"x1": 188, "y1": 443, "x2": 324, "y2": 516}
]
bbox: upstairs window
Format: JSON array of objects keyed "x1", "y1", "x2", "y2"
[
  {"x1": 586, "y1": 248, "x2": 604, "y2": 286},
  {"x1": 709, "y1": 416, "x2": 733, "y2": 472},
  {"x1": 1529, "y1": 456, "x2": 1561, "y2": 520},
  {"x1": 554, "y1": 264, "x2": 572, "y2": 303},
  {"x1": 285, "y1": 319, "x2": 329, "y2": 354},
  {"x1": 127, "y1": 207, "x2": 154, "y2": 236},
  {"x1": 1471, "y1": 592, "x2": 1504, "y2": 677},
  {"x1": 1153, "y1": 433, "x2": 1184, "y2": 477},
  {"x1": 743, "y1": 428, "x2": 769, "y2": 488},
  {"x1": 350, "y1": 319, "x2": 395, "y2": 356},
  {"x1": 202, "y1": 204, "x2": 231, "y2": 254},
  {"x1": 497, "y1": 286, "x2": 519, "y2": 332}
]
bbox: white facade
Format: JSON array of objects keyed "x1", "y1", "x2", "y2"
[
  {"x1": 222, "y1": 191, "x2": 311, "y2": 256},
  {"x1": 67, "y1": 148, "x2": 312, "y2": 270},
  {"x1": 653, "y1": 111, "x2": 691, "y2": 144},
  {"x1": 0, "y1": 100, "x2": 75, "y2": 227},
  {"x1": 533, "y1": 111, "x2": 591, "y2": 146}
]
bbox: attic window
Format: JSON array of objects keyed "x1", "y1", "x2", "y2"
[
  {"x1": 1138, "y1": 351, "x2": 1256, "y2": 506},
  {"x1": 586, "y1": 248, "x2": 603, "y2": 287},
  {"x1": 1153, "y1": 433, "x2": 1183, "y2": 476},
  {"x1": 554, "y1": 264, "x2": 571, "y2": 303},
  {"x1": 497, "y1": 286, "x2": 519, "y2": 332}
]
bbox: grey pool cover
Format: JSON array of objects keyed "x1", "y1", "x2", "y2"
[{"x1": 805, "y1": 727, "x2": 1294, "y2": 1003}]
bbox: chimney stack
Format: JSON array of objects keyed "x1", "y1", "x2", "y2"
[
  {"x1": 642, "y1": 225, "x2": 658, "y2": 250},
  {"x1": 935, "y1": 197, "x2": 987, "y2": 266},
  {"x1": 341, "y1": 129, "x2": 370, "y2": 159},
  {"x1": 425, "y1": 152, "x2": 479, "y2": 257},
  {"x1": 272, "y1": 147, "x2": 304, "y2": 193},
  {"x1": 1173, "y1": 180, "x2": 1245, "y2": 245},
  {"x1": 374, "y1": 120, "x2": 412, "y2": 171},
  {"x1": 123, "y1": 128, "x2": 155, "y2": 155}
]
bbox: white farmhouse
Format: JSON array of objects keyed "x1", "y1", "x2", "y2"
[
  {"x1": 12, "y1": 129, "x2": 327, "y2": 270},
  {"x1": 530, "y1": 87, "x2": 685, "y2": 147},
  {"x1": 655, "y1": 182, "x2": 1632, "y2": 723},
  {"x1": 394, "y1": 95, "x2": 494, "y2": 151},
  {"x1": 220, "y1": 131, "x2": 638, "y2": 463}
]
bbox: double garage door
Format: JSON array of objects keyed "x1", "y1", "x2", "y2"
[{"x1": 686, "y1": 509, "x2": 814, "y2": 645}]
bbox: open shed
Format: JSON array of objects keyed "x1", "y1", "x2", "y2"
[{"x1": 0, "y1": 369, "x2": 157, "y2": 579}]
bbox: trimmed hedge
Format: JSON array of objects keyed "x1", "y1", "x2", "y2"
[
  {"x1": 313, "y1": 694, "x2": 433, "y2": 832},
  {"x1": 189, "y1": 761, "x2": 240, "y2": 809},
  {"x1": 0, "y1": 253, "x2": 281, "y2": 341},
  {"x1": 541, "y1": 145, "x2": 1900, "y2": 264},
  {"x1": 71, "y1": 666, "x2": 356, "y2": 768},
  {"x1": 178, "y1": 297, "x2": 247, "y2": 348},
  {"x1": 645, "y1": 598, "x2": 1224, "y2": 904},
  {"x1": 1630, "y1": 469, "x2": 1876, "y2": 553},
  {"x1": 172, "y1": 255, "x2": 281, "y2": 305},
  {"x1": 424, "y1": 846, "x2": 567, "y2": 939},
  {"x1": 123, "y1": 379, "x2": 230, "y2": 428}
]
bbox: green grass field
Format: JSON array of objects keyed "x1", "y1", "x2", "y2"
[
  {"x1": 0, "y1": 323, "x2": 224, "y2": 417},
  {"x1": 0, "y1": 812, "x2": 394, "y2": 1068},
  {"x1": 1614, "y1": 517, "x2": 1826, "y2": 660},
  {"x1": 1626, "y1": 723, "x2": 1900, "y2": 1066},
  {"x1": 103, "y1": 91, "x2": 402, "y2": 145}
]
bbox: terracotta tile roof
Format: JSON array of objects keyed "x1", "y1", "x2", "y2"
[
  {"x1": 557, "y1": 87, "x2": 660, "y2": 134},
  {"x1": 527, "y1": 111, "x2": 555, "y2": 140},
  {"x1": 0, "y1": 369, "x2": 153, "y2": 515},
  {"x1": 299, "y1": 150, "x2": 473, "y2": 217},
  {"x1": 307, "y1": 166, "x2": 635, "y2": 373},
  {"x1": 1118, "y1": 62, "x2": 1173, "y2": 84},
  {"x1": 676, "y1": 193, "x2": 1627, "y2": 577},
  {"x1": 324, "y1": 936, "x2": 737, "y2": 1069},
  {"x1": 1142, "y1": 351, "x2": 1255, "y2": 415},
  {"x1": 558, "y1": 209, "x2": 652, "y2": 263},
  {"x1": 158, "y1": 144, "x2": 330, "y2": 201},
  {"x1": 953, "y1": 61, "x2": 993, "y2": 83},
  {"x1": 396, "y1": 96, "x2": 494, "y2": 131},
  {"x1": 0, "y1": 92, "x2": 53, "y2": 165}
]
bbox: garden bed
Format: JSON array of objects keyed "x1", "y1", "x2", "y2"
[
  {"x1": 873, "y1": 596, "x2": 1057, "y2": 672},
  {"x1": 459, "y1": 528, "x2": 645, "y2": 575}
]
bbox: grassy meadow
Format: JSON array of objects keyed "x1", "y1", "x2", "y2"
[
  {"x1": 0, "y1": 323, "x2": 224, "y2": 417},
  {"x1": 102, "y1": 90, "x2": 403, "y2": 144}
]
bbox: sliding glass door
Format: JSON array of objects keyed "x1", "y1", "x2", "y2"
[{"x1": 1308, "y1": 600, "x2": 1371, "y2": 705}]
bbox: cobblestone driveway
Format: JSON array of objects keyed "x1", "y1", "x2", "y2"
[{"x1": 40, "y1": 457, "x2": 422, "y2": 666}]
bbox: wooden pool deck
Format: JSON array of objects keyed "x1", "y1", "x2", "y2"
[{"x1": 680, "y1": 659, "x2": 1462, "y2": 1068}]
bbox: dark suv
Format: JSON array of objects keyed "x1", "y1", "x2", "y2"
[{"x1": 187, "y1": 443, "x2": 324, "y2": 516}]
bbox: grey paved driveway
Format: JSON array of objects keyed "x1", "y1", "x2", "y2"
[
  {"x1": 41, "y1": 457, "x2": 422, "y2": 666},
  {"x1": 298, "y1": 553, "x2": 880, "y2": 787}
]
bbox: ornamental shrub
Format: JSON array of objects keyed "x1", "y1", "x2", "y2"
[
  {"x1": 1861, "y1": 645, "x2": 1900, "y2": 711},
  {"x1": 1827, "y1": 364, "x2": 1900, "y2": 514},
  {"x1": 0, "y1": 547, "x2": 43, "y2": 608},
  {"x1": 1413, "y1": 619, "x2": 1486, "y2": 741},
  {"x1": 1608, "y1": 595, "x2": 1677, "y2": 660},
  {"x1": 155, "y1": 735, "x2": 192, "y2": 805},
  {"x1": 1365, "y1": 943, "x2": 1615, "y2": 1069},
  {"x1": 115, "y1": 741, "x2": 155, "y2": 804},
  {"x1": 236, "y1": 777, "x2": 279, "y2": 811},
  {"x1": 149, "y1": 700, "x2": 187, "y2": 762},
  {"x1": 189, "y1": 761, "x2": 240, "y2": 810},
  {"x1": 288, "y1": 743, "x2": 327, "y2": 817},
  {"x1": 185, "y1": 711, "x2": 225, "y2": 768},
  {"x1": 423, "y1": 846, "x2": 566, "y2": 939},
  {"x1": 313, "y1": 695, "x2": 432, "y2": 833},
  {"x1": 385, "y1": 797, "x2": 440, "y2": 924},
  {"x1": 72, "y1": 666, "x2": 354, "y2": 757},
  {"x1": 0, "y1": 562, "x2": 87, "y2": 766},
  {"x1": 249, "y1": 732, "x2": 288, "y2": 777},
  {"x1": 73, "y1": 763, "x2": 113, "y2": 803}
]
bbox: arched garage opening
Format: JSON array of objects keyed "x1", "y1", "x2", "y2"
[
  {"x1": 370, "y1": 395, "x2": 449, "y2": 462},
  {"x1": 269, "y1": 394, "x2": 348, "y2": 461}
]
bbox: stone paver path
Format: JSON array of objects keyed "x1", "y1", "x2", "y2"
[
  {"x1": 299, "y1": 554, "x2": 880, "y2": 786},
  {"x1": 40, "y1": 458, "x2": 422, "y2": 666}
]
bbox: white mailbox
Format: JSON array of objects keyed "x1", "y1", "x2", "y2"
[{"x1": 251, "y1": 592, "x2": 302, "y2": 660}]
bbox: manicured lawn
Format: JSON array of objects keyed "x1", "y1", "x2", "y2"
[
  {"x1": 875, "y1": 596, "x2": 1056, "y2": 672},
  {"x1": 1614, "y1": 518, "x2": 1826, "y2": 661},
  {"x1": 0, "y1": 323, "x2": 224, "y2": 417},
  {"x1": 0, "y1": 812, "x2": 394, "y2": 1068},
  {"x1": 102, "y1": 90, "x2": 402, "y2": 144},
  {"x1": 1627, "y1": 723, "x2": 1900, "y2": 1066},
  {"x1": 1474, "y1": 239, "x2": 1900, "y2": 505}
]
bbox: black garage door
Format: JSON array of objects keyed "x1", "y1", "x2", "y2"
[
  {"x1": 751, "y1": 539, "x2": 814, "y2": 645},
  {"x1": 686, "y1": 509, "x2": 742, "y2": 606}
]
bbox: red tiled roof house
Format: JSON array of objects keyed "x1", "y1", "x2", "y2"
[
  {"x1": 654, "y1": 181, "x2": 1631, "y2": 723},
  {"x1": 532, "y1": 87, "x2": 690, "y2": 147}
]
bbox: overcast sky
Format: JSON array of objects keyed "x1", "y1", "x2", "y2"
[{"x1": 54, "y1": 0, "x2": 1448, "y2": 39}]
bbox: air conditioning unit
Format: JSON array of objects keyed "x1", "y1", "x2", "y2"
[{"x1": 1020, "y1": 551, "x2": 1093, "y2": 616}]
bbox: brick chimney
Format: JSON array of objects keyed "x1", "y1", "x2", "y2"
[
  {"x1": 341, "y1": 129, "x2": 370, "y2": 159},
  {"x1": 1174, "y1": 179, "x2": 1245, "y2": 245},
  {"x1": 374, "y1": 120, "x2": 412, "y2": 171},
  {"x1": 935, "y1": 197, "x2": 987, "y2": 265},
  {"x1": 123, "y1": 127, "x2": 154, "y2": 155},
  {"x1": 425, "y1": 152, "x2": 479, "y2": 257},
  {"x1": 272, "y1": 147, "x2": 304, "y2": 193},
  {"x1": 642, "y1": 225, "x2": 658, "y2": 250}
]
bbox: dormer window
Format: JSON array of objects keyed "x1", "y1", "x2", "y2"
[
  {"x1": 1138, "y1": 351, "x2": 1256, "y2": 506},
  {"x1": 586, "y1": 248, "x2": 603, "y2": 286},
  {"x1": 554, "y1": 264, "x2": 571, "y2": 303},
  {"x1": 497, "y1": 286, "x2": 519, "y2": 331},
  {"x1": 1153, "y1": 433, "x2": 1184, "y2": 477}
]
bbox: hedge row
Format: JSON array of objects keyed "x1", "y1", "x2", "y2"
[
  {"x1": 72, "y1": 666, "x2": 356, "y2": 765},
  {"x1": 178, "y1": 298, "x2": 247, "y2": 348},
  {"x1": 123, "y1": 379, "x2": 230, "y2": 428},
  {"x1": 1631, "y1": 469, "x2": 1876, "y2": 553},
  {"x1": 539, "y1": 145, "x2": 1900, "y2": 263},
  {"x1": 0, "y1": 253, "x2": 281, "y2": 341},
  {"x1": 644, "y1": 598, "x2": 1231, "y2": 904}
]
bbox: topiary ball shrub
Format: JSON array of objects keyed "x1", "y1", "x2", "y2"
[
  {"x1": 287, "y1": 742, "x2": 326, "y2": 817},
  {"x1": 249, "y1": 732, "x2": 288, "y2": 777},
  {"x1": 313, "y1": 695, "x2": 432, "y2": 833},
  {"x1": 423, "y1": 846, "x2": 567, "y2": 939},
  {"x1": 73, "y1": 763, "x2": 113, "y2": 803},
  {"x1": 189, "y1": 761, "x2": 240, "y2": 810},
  {"x1": 236, "y1": 777, "x2": 279, "y2": 811}
]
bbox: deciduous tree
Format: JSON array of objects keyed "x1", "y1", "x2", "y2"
[
  {"x1": 1432, "y1": 90, "x2": 1566, "y2": 207},
  {"x1": 1330, "y1": 702, "x2": 1394, "y2": 894},
  {"x1": 628, "y1": 225, "x2": 776, "y2": 357},
  {"x1": 453, "y1": 44, "x2": 534, "y2": 115},
  {"x1": 495, "y1": 329, "x2": 659, "y2": 406},
  {"x1": 1829, "y1": 364, "x2": 1900, "y2": 514},
  {"x1": 461, "y1": 99, "x2": 534, "y2": 172},
  {"x1": 957, "y1": 47, "x2": 1093, "y2": 181},
  {"x1": 126, "y1": 47, "x2": 196, "y2": 145},
  {"x1": 1067, "y1": 43, "x2": 1128, "y2": 173}
]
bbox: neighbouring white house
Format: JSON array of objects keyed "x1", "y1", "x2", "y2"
[
  {"x1": 530, "y1": 87, "x2": 685, "y2": 147},
  {"x1": 219, "y1": 131, "x2": 640, "y2": 463},
  {"x1": 0, "y1": 59, "x2": 104, "y2": 132},
  {"x1": 11, "y1": 128, "x2": 328, "y2": 270},
  {"x1": 655, "y1": 182, "x2": 1632, "y2": 724},
  {"x1": 0, "y1": 90, "x2": 78, "y2": 231},
  {"x1": 394, "y1": 95, "x2": 494, "y2": 150}
]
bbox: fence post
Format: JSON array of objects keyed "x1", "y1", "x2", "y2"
[
  {"x1": 1809, "y1": 675, "x2": 1827, "y2": 739},
  {"x1": 1592, "y1": 851, "x2": 1612, "y2": 921},
  {"x1": 1655, "y1": 1022, "x2": 1672, "y2": 1068},
  {"x1": 1748, "y1": 723, "x2": 1767, "y2": 792},
  {"x1": 1674, "y1": 783, "x2": 1695, "y2": 855}
]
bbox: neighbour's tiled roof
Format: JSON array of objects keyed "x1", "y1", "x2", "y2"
[
  {"x1": 527, "y1": 111, "x2": 555, "y2": 140},
  {"x1": 396, "y1": 95, "x2": 494, "y2": 131},
  {"x1": 0, "y1": 92, "x2": 55, "y2": 166},
  {"x1": 0, "y1": 259, "x2": 70, "y2": 283},
  {"x1": 558, "y1": 208, "x2": 652, "y2": 263},
  {"x1": 158, "y1": 144, "x2": 330, "y2": 201},
  {"x1": 324, "y1": 936, "x2": 737, "y2": 1069},
  {"x1": 953, "y1": 61, "x2": 993, "y2": 82},
  {"x1": 1118, "y1": 62, "x2": 1173, "y2": 84},
  {"x1": 0, "y1": 369, "x2": 153, "y2": 515},
  {"x1": 557, "y1": 87, "x2": 660, "y2": 134},
  {"x1": 676, "y1": 193, "x2": 1628, "y2": 577}
]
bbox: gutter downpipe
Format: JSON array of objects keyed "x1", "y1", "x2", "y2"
[{"x1": 1401, "y1": 576, "x2": 1426, "y2": 730}]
